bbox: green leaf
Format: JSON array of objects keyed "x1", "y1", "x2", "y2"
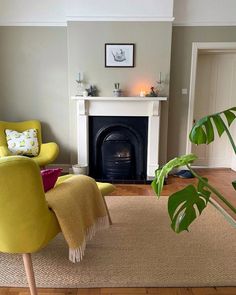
[
  {"x1": 197, "y1": 177, "x2": 211, "y2": 203},
  {"x1": 168, "y1": 181, "x2": 210, "y2": 233},
  {"x1": 151, "y1": 154, "x2": 198, "y2": 198},
  {"x1": 224, "y1": 110, "x2": 236, "y2": 127},
  {"x1": 190, "y1": 126, "x2": 207, "y2": 144},
  {"x1": 212, "y1": 114, "x2": 226, "y2": 137},
  {"x1": 189, "y1": 107, "x2": 236, "y2": 153},
  {"x1": 232, "y1": 181, "x2": 236, "y2": 191},
  {"x1": 203, "y1": 119, "x2": 214, "y2": 144}
]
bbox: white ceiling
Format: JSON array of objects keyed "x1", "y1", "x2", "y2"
[{"x1": 0, "y1": 0, "x2": 235, "y2": 26}]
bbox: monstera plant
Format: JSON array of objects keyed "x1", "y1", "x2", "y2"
[{"x1": 152, "y1": 107, "x2": 236, "y2": 233}]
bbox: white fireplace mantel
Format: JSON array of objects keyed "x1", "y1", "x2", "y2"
[{"x1": 71, "y1": 96, "x2": 167, "y2": 178}]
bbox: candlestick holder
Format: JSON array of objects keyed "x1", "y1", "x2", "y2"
[
  {"x1": 156, "y1": 72, "x2": 164, "y2": 96},
  {"x1": 76, "y1": 72, "x2": 86, "y2": 96}
]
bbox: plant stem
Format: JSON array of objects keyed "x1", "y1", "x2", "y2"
[
  {"x1": 187, "y1": 164, "x2": 236, "y2": 215},
  {"x1": 221, "y1": 119, "x2": 236, "y2": 154},
  {"x1": 209, "y1": 199, "x2": 236, "y2": 228}
]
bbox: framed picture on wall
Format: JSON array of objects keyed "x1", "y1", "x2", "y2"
[{"x1": 105, "y1": 43, "x2": 135, "y2": 68}]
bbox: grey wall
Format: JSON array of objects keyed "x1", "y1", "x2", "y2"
[
  {"x1": 0, "y1": 26, "x2": 70, "y2": 163},
  {"x1": 68, "y1": 21, "x2": 173, "y2": 164},
  {"x1": 2, "y1": 24, "x2": 219, "y2": 166},
  {"x1": 68, "y1": 22, "x2": 172, "y2": 97},
  {"x1": 0, "y1": 22, "x2": 173, "y2": 166},
  {"x1": 168, "y1": 26, "x2": 236, "y2": 160}
]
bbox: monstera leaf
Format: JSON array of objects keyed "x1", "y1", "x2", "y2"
[
  {"x1": 151, "y1": 106, "x2": 236, "y2": 234},
  {"x1": 168, "y1": 178, "x2": 211, "y2": 233},
  {"x1": 189, "y1": 107, "x2": 236, "y2": 153},
  {"x1": 151, "y1": 154, "x2": 197, "y2": 198}
]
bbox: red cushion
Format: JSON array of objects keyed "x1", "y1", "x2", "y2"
[{"x1": 40, "y1": 168, "x2": 62, "y2": 192}]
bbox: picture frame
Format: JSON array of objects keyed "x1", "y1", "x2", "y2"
[{"x1": 105, "y1": 43, "x2": 135, "y2": 68}]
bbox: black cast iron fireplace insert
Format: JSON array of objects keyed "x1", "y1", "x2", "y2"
[{"x1": 89, "y1": 116, "x2": 148, "y2": 183}]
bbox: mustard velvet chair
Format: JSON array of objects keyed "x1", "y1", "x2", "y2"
[
  {"x1": 0, "y1": 156, "x2": 61, "y2": 295},
  {"x1": 0, "y1": 120, "x2": 59, "y2": 167},
  {"x1": 0, "y1": 156, "x2": 115, "y2": 294}
]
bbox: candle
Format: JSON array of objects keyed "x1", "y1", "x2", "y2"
[{"x1": 140, "y1": 90, "x2": 146, "y2": 97}]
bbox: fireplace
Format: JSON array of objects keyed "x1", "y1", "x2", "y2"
[
  {"x1": 71, "y1": 96, "x2": 167, "y2": 180},
  {"x1": 89, "y1": 116, "x2": 148, "y2": 181}
]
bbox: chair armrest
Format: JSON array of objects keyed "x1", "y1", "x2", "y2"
[
  {"x1": 34, "y1": 142, "x2": 59, "y2": 166},
  {"x1": 40, "y1": 142, "x2": 59, "y2": 161},
  {"x1": 0, "y1": 146, "x2": 11, "y2": 157}
]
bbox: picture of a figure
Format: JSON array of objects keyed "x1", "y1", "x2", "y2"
[
  {"x1": 105, "y1": 44, "x2": 134, "y2": 67},
  {"x1": 112, "y1": 49, "x2": 126, "y2": 62}
]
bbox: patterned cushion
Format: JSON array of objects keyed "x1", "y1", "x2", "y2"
[{"x1": 5, "y1": 128, "x2": 39, "y2": 156}]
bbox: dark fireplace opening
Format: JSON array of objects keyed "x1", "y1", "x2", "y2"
[
  {"x1": 101, "y1": 130, "x2": 135, "y2": 180},
  {"x1": 89, "y1": 116, "x2": 148, "y2": 183}
]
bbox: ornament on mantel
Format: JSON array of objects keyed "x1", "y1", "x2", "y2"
[
  {"x1": 145, "y1": 86, "x2": 158, "y2": 97},
  {"x1": 86, "y1": 85, "x2": 98, "y2": 97},
  {"x1": 145, "y1": 72, "x2": 165, "y2": 97},
  {"x1": 113, "y1": 83, "x2": 122, "y2": 97}
]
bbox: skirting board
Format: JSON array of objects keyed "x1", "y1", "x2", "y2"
[{"x1": 46, "y1": 164, "x2": 71, "y2": 173}]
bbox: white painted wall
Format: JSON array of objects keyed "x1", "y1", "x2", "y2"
[{"x1": 174, "y1": 0, "x2": 236, "y2": 26}]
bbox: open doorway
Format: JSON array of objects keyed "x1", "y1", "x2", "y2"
[{"x1": 186, "y1": 42, "x2": 236, "y2": 170}]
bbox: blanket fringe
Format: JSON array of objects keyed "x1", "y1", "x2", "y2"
[{"x1": 69, "y1": 215, "x2": 110, "y2": 263}]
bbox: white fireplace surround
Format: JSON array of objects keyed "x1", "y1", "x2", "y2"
[{"x1": 71, "y1": 96, "x2": 167, "y2": 178}]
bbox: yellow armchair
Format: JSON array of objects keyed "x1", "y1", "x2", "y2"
[
  {"x1": 0, "y1": 156, "x2": 115, "y2": 295},
  {"x1": 0, "y1": 120, "x2": 59, "y2": 167},
  {"x1": 0, "y1": 156, "x2": 61, "y2": 295}
]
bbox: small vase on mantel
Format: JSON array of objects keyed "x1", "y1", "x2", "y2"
[{"x1": 113, "y1": 83, "x2": 122, "y2": 97}]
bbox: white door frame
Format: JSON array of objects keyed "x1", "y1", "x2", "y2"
[{"x1": 186, "y1": 42, "x2": 236, "y2": 169}]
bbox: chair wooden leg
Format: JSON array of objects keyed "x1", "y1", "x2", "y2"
[
  {"x1": 102, "y1": 195, "x2": 112, "y2": 225},
  {"x1": 22, "y1": 253, "x2": 38, "y2": 295}
]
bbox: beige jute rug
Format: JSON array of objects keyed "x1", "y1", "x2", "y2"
[{"x1": 1, "y1": 196, "x2": 236, "y2": 288}]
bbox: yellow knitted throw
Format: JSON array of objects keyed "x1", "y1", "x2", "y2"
[{"x1": 45, "y1": 175, "x2": 109, "y2": 263}]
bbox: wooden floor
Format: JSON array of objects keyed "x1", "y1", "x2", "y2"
[
  {"x1": 1, "y1": 169, "x2": 236, "y2": 295},
  {"x1": 1, "y1": 287, "x2": 236, "y2": 295},
  {"x1": 111, "y1": 169, "x2": 236, "y2": 217}
]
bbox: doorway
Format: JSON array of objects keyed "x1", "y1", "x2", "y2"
[{"x1": 187, "y1": 42, "x2": 236, "y2": 169}]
